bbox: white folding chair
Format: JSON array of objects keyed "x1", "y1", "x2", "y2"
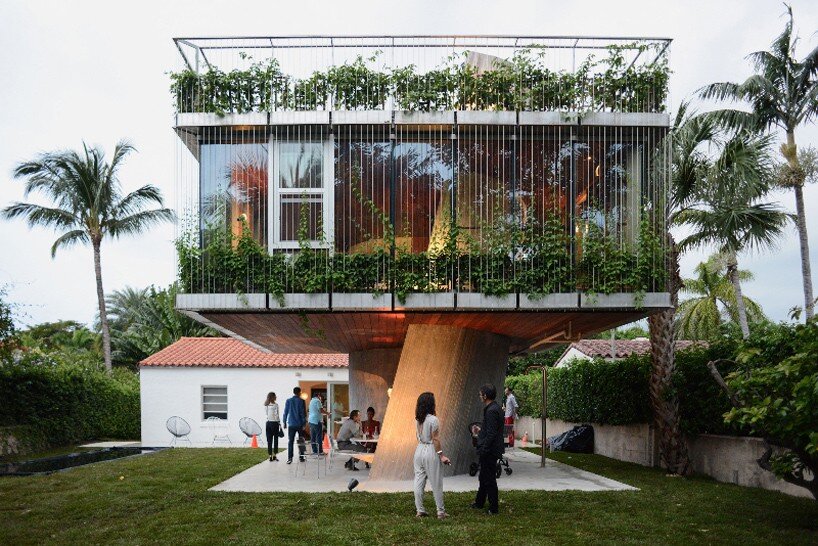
[{"x1": 206, "y1": 416, "x2": 232, "y2": 446}]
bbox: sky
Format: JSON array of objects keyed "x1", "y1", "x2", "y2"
[{"x1": 1, "y1": 0, "x2": 817, "y2": 328}]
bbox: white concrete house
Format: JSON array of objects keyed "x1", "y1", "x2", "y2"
[
  {"x1": 140, "y1": 337, "x2": 348, "y2": 446},
  {"x1": 554, "y1": 339, "x2": 702, "y2": 367}
]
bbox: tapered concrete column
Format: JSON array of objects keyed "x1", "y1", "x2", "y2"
[
  {"x1": 348, "y1": 348, "x2": 401, "y2": 421},
  {"x1": 370, "y1": 324, "x2": 510, "y2": 481}
]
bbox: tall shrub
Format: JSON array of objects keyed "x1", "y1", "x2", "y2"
[{"x1": 0, "y1": 355, "x2": 140, "y2": 447}]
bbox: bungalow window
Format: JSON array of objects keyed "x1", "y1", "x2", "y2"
[
  {"x1": 270, "y1": 139, "x2": 334, "y2": 248},
  {"x1": 202, "y1": 386, "x2": 228, "y2": 420}
]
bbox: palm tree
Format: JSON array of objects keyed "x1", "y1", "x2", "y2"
[
  {"x1": 677, "y1": 132, "x2": 790, "y2": 338},
  {"x1": 677, "y1": 255, "x2": 765, "y2": 340},
  {"x1": 111, "y1": 284, "x2": 218, "y2": 366},
  {"x1": 2, "y1": 141, "x2": 175, "y2": 371},
  {"x1": 699, "y1": 5, "x2": 818, "y2": 320},
  {"x1": 647, "y1": 103, "x2": 719, "y2": 475}
]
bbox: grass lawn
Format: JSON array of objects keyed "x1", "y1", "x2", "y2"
[{"x1": 0, "y1": 448, "x2": 815, "y2": 545}]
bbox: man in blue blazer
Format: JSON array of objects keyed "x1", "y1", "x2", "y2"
[{"x1": 283, "y1": 386, "x2": 307, "y2": 463}]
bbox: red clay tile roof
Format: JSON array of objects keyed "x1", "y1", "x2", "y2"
[
  {"x1": 139, "y1": 337, "x2": 348, "y2": 368},
  {"x1": 566, "y1": 339, "x2": 704, "y2": 360}
]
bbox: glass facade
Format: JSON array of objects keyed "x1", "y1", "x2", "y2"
[
  {"x1": 199, "y1": 128, "x2": 269, "y2": 246},
  {"x1": 184, "y1": 122, "x2": 667, "y2": 296}
]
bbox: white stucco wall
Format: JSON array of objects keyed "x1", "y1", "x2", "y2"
[
  {"x1": 140, "y1": 366, "x2": 348, "y2": 447},
  {"x1": 554, "y1": 348, "x2": 590, "y2": 367}
]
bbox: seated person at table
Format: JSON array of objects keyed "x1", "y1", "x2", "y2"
[
  {"x1": 361, "y1": 407, "x2": 381, "y2": 437},
  {"x1": 337, "y1": 410, "x2": 367, "y2": 470},
  {"x1": 361, "y1": 406, "x2": 381, "y2": 453}
]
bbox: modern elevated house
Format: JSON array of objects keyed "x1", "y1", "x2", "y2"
[{"x1": 171, "y1": 35, "x2": 672, "y2": 479}]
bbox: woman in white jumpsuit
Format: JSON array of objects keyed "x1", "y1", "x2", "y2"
[{"x1": 413, "y1": 392, "x2": 451, "y2": 519}]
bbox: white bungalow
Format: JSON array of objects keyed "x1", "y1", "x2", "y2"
[{"x1": 139, "y1": 337, "x2": 348, "y2": 446}]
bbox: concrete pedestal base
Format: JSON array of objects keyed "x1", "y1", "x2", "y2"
[
  {"x1": 370, "y1": 324, "x2": 510, "y2": 480},
  {"x1": 348, "y1": 348, "x2": 401, "y2": 422}
]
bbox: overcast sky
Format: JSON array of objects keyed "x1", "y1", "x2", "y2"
[{"x1": 1, "y1": 0, "x2": 817, "y2": 328}]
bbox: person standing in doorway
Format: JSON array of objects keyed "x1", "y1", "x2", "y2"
[
  {"x1": 503, "y1": 385, "x2": 518, "y2": 447},
  {"x1": 308, "y1": 392, "x2": 329, "y2": 455},
  {"x1": 472, "y1": 383, "x2": 503, "y2": 515},
  {"x1": 264, "y1": 392, "x2": 281, "y2": 462},
  {"x1": 282, "y1": 386, "x2": 307, "y2": 464},
  {"x1": 413, "y1": 392, "x2": 450, "y2": 520}
]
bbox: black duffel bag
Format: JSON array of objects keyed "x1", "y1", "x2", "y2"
[{"x1": 547, "y1": 424, "x2": 594, "y2": 453}]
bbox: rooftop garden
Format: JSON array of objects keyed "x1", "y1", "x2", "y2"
[{"x1": 170, "y1": 43, "x2": 669, "y2": 115}]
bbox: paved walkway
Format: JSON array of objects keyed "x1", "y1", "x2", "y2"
[{"x1": 211, "y1": 449, "x2": 636, "y2": 494}]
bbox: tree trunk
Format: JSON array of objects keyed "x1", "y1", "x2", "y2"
[
  {"x1": 788, "y1": 130, "x2": 814, "y2": 320},
  {"x1": 93, "y1": 238, "x2": 112, "y2": 371},
  {"x1": 726, "y1": 252, "x2": 750, "y2": 339},
  {"x1": 647, "y1": 240, "x2": 690, "y2": 475}
]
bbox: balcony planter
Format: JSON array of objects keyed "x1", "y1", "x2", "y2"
[
  {"x1": 268, "y1": 293, "x2": 330, "y2": 310},
  {"x1": 519, "y1": 293, "x2": 580, "y2": 309},
  {"x1": 580, "y1": 292, "x2": 671, "y2": 309},
  {"x1": 332, "y1": 292, "x2": 391, "y2": 311},
  {"x1": 176, "y1": 293, "x2": 266, "y2": 311},
  {"x1": 394, "y1": 292, "x2": 455, "y2": 310},
  {"x1": 457, "y1": 110, "x2": 516, "y2": 125},
  {"x1": 174, "y1": 112, "x2": 268, "y2": 128},
  {"x1": 456, "y1": 293, "x2": 516, "y2": 310},
  {"x1": 269, "y1": 111, "x2": 329, "y2": 125},
  {"x1": 518, "y1": 111, "x2": 578, "y2": 126},
  {"x1": 332, "y1": 110, "x2": 391, "y2": 125},
  {"x1": 394, "y1": 111, "x2": 455, "y2": 125}
]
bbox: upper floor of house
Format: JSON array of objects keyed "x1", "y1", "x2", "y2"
[{"x1": 172, "y1": 36, "x2": 673, "y2": 314}]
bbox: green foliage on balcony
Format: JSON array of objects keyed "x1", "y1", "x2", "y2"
[
  {"x1": 176, "y1": 213, "x2": 668, "y2": 303},
  {"x1": 170, "y1": 45, "x2": 669, "y2": 115}
]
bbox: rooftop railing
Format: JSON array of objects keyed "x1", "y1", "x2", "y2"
[{"x1": 171, "y1": 35, "x2": 671, "y2": 115}]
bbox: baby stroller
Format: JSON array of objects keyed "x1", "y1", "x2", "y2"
[{"x1": 467, "y1": 422, "x2": 513, "y2": 478}]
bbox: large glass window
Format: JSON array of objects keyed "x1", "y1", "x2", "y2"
[
  {"x1": 270, "y1": 139, "x2": 333, "y2": 248},
  {"x1": 394, "y1": 126, "x2": 453, "y2": 255},
  {"x1": 199, "y1": 129, "x2": 269, "y2": 246},
  {"x1": 334, "y1": 126, "x2": 391, "y2": 254}
]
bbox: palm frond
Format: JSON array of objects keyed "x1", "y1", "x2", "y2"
[
  {"x1": 50, "y1": 229, "x2": 90, "y2": 257},
  {"x1": 106, "y1": 209, "x2": 176, "y2": 238},
  {"x1": 111, "y1": 185, "x2": 166, "y2": 218},
  {"x1": 1, "y1": 202, "x2": 79, "y2": 230}
]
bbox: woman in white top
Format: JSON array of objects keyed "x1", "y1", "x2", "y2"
[
  {"x1": 264, "y1": 392, "x2": 281, "y2": 461},
  {"x1": 413, "y1": 392, "x2": 450, "y2": 519}
]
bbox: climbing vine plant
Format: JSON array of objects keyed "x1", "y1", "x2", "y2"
[{"x1": 177, "y1": 212, "x2": 668, "y2": 301}]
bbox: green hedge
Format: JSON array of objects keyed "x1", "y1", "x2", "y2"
[
  {"x1": 0, "y1": 358, "x2": 140, "y2": 448},
  {"x1": 547, "y1": 356, "x2": 652, "y2": 425},
  {"x1": 506, "y1": 343, "x2": 741, "y2": 432}
]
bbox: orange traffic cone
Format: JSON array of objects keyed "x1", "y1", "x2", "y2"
[
  {"x1": 250, "y1": 434, "x2": 259, "y2": 448},
  {"x1": 322, "y1": 432, "x2": 330, "y2": 452}
]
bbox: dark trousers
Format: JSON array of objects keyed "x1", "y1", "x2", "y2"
[
  {"x1": 287, "y1": 426, "x2": 305, "y2": 461},
  {"x1": 475, "y1": 453, "x2": 499, "y2": 513},
  {"x1": 309, "y1": 422, "x2": 324, "y2": 454},
  {"x1": 265, "y1": 421, "x2": 280, "y2": 456}
]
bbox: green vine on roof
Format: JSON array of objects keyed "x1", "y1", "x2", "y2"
[{"x1": 170, "y1": 44, "x2": 669, "y2": 115}]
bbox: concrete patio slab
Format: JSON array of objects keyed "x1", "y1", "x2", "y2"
[{"x1": 211, "y1": 449, "x2": 637, "y2": 494}]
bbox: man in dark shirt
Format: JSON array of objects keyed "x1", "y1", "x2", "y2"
[
  {"x1": 282, "y1": 386, "x2": 307, "y2": 464},
  {"x1": 472, "y1": 383, "x2": 504, "y2": 515}
]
